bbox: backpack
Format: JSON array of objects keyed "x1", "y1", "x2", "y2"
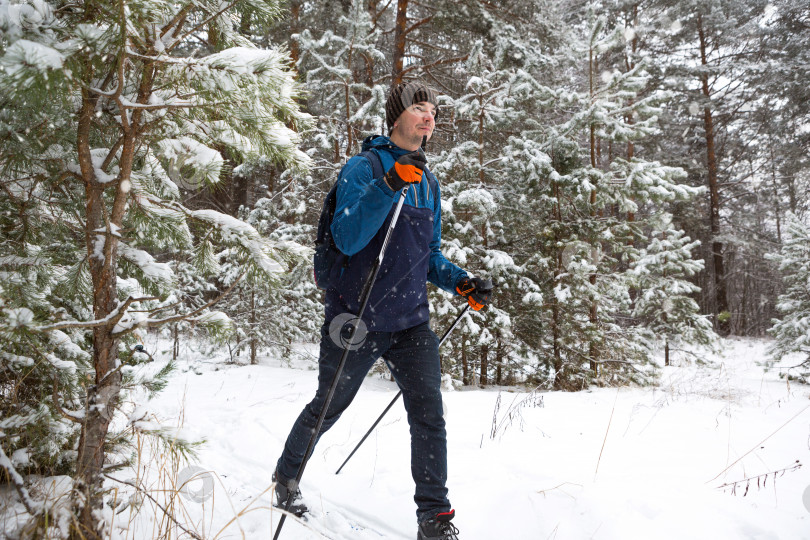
[
  {"x1": 313, "y1": 142, "x2": 439, "y2": 290},
  {"x1": 313, "y1": 148, "x2": 385, "y2": 290}
]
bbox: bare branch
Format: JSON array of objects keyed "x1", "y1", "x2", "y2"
[
  {"x1": 117, "y1": 100, "x2": 198, "y2": 112},
  {"x1": 0, "y1": 443, "x2": 41, "y2": 517},
  {"x1": 107, "y1": 296, "x2": 160, "y2": 330},
  {"x1": 402, "y1": 53, "x2": 469, "y2": 76},
  {"x1": 35, "y1": 296, "x2": 158, "y2": 332},
  {"x1": 168, "y1": 0, "x2": 242, "y2": 52},
  {"x1": 101, "y1": 137, "x2": 125, "y2": 173},
  {"x1": 115, "y1": 0, "x2": 130, "y2": 133},
  {"x1": 52, "y1": 379, "x2": 84, "y2": 424},
  {"x1": 160, "y1": 3, "x2": 193, "y2": 41},
  {"x1": 404, "y1": 15, "x2": 433, "y2": 36},
  {"x1": 111, "y1": 272, "x2": 245, "y2": 337}
]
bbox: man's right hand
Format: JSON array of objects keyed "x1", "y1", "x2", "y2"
[{"x1": 384, "y1": 150, "x2": 426, "y2": 191}]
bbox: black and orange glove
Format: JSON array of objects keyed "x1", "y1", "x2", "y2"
[
  {"x1": 456, "y1": 277, "x2": 494, "y2": 311},
  {"x1": 384, "y1": 150, "x2": 426, "y2": 191}
]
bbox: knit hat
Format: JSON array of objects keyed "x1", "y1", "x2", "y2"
[{"x1": 385, "y1": 81, "x2": 439, "y2": 132}]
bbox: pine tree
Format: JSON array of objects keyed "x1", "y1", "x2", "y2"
[
  {"x1": 0, "y1": 0, "x2": 309, "y2": 536},
  {"x1": 220, "y1": 169, "x2": 322, "y2": 365},
  {"x1": 629, "y1": 217, "x2": 718, "y2": 365},
  {"x1": 643, "y1": 0, "x2": 772, "y2": 335},
  {"x1": 426, "y1": 3, "x2": 570, "y2": 387},
  {"x1": 767, "y1": 214, "x2": 810, "y2": 382},
  {"x1": 294, "y1": 0, "x2": 389, "y2": 159},
  {"x1": 514, "y1": 9, "x2": 706, "y2": 389}
]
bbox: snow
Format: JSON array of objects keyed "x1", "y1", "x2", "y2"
[
  {"x1": 0, "y1": 39, "x2": 63, "y2": 76},
  {"x1": 554, "y1": 283, "x2": 572, "y2": 303},
  {"x1": 193, "y1": 310, "x2": 232, "y2": 328},
  {"x1": 45, "y1": 352, "x2": 75, "y2": 373},
  {"x1": 91, "y1": 233, "x2": 105, "y2": 261},
  {"x1": 118, "y1": 242, "x2": 175, "y2": 287},
  {"x1": 4, "y1": 307, "x2": 34, "y2": 327},
  {"x1": 88, "y1": 148, "x2": 118, "y2": 184},
  {"x1": 191, "y1": 209, "x2": 285, "y2": 275},
  {"x1": 0, "y1": 351, "x2": 34, "y2": 368},
  {"x1": 157, "y1": 137, "x2": 224, "y2": 185},
  {"x1": 48, "y1": 330, "x2": 91, "y2": 361},
  {"x1": 101, "y1": 336, "x2": 810, "y2": 539},
  {"x1": 10, "y1": 449, "x2": 30, "y2": 468}
]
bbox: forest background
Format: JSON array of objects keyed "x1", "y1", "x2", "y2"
[{"x1": 1, "y1": 0, "x2": 808, "y2": 538}]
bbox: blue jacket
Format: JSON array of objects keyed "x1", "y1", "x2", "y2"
[{"x1": 325, "y1": 136, "x2": 468, "y2": 332}]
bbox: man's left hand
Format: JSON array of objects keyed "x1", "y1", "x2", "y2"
[{"x1": 456, "y1": 276, "x2": 494, "y2": 311}]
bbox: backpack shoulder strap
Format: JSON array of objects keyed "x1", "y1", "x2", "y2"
[
  {"x1": 424, "y1": 168, "x2": 439, "y2": 196},
  {"x1": 356, "y1": 147, "x2": 439, "y2": 205},
  {"x1": 357, "y1": 148, "x2": 385, "y2": 179}
]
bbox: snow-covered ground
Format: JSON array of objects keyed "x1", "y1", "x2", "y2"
[{"x1": 52, "y1": 337, "x2": 810, "y2": 538}]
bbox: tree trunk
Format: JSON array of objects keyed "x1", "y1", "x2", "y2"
[
  {"x1": 461, "y1": 340, "x2": 468, "y2": 386},
  {"x1": 479, "y1": 344, "x2": 489, "y2": 387},
  {"x1": 698, "y1": 14, "x2": 730, "y2": 336},
  {"x1": 588, "y1": 44, "x2": 599, "y2": 378},
  {"x1": 625, "y1": 4, "x2": 637, "y2": 224},
  {"x1": 495, "y1": 339, "x2": 503, "y2": 385},
  {"x1": 552, "y1": 183, "x2": 563, "y2": 390},
  {"x1": 289, "y1": 0, "x2": 301, "y2": 67},
  {"x1": 768, "y1": 142, "x2": 782, "y2": 243},
  {"x1": 344, "y1": 73, "x2": 354, "y2": 156},
  {"x1": 73, "y1": 88, "x2": 124, "y2": 540},
  {"x1": 478, "y1": 88, "x2": 485, "y2": 185},
  {"x1": 73, "y1": 52, "x2": 154, "y2": 539},
  {"x1": 739, "y1": 260, "x2": 749, "y2": 335},
  {"x1": 250, "y1": 289, "x2": 257, "y2": 365},
  {"x1": 173, "y1": 323, "x2": 179, "y2": 361},
  {"x1": 391, "y1": 0, "x2": 409, "y2": 87}
]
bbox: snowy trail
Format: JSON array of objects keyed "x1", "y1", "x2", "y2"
[{"x1": 118, "y1": 337, "x2": 810, "y2": 539}]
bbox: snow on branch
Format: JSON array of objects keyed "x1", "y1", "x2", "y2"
[
  {"x1": 0, "y1": 39, "x2": 64, "y2": 84},
  {"x1": 0, "y1": 440, "x2": 42, "y2": 517},
  {"x1": 118, "y1": 242, "x2": 176, "y2": 290},
  {"x1": 34, "y1": 296, "x2": 158, "y2": 333},
  {"x1": 190, "y1": 209, "x2": 284, "y2": 276},
  {"x1": 155, "y1": 138, "x2": 224, "y2": 186},
  {"x1": 111, "y1": 271, "x2": 245, "y2": 337}
]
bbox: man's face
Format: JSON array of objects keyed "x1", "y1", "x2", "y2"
[{"x1": 392, "y1": 101, "x2": 436, "y2": 149}]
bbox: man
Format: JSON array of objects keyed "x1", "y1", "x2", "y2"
[{"x1": 273, "y1": 81, "x2": 492, "y2": 540}]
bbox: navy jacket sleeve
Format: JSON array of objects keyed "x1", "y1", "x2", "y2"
[
  {"x1": 427, "y1": 180, "x2": 469, "y2": 294},
  {"x1": 331, "y1": 155, "x2": 397, "y2": 256}
]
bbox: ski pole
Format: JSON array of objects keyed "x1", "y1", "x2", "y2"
[
  {"x1": 273, "y1": 178, "x2": 414, "y2": 540},
  {"x1": 335, "y1": 303, "x2": 471, "y2": 475}
]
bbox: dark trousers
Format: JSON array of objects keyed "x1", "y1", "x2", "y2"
[{"x1": 275, "y1": 320, "x2": 450, "y2": 522}]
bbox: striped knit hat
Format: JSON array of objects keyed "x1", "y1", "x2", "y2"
[{"x1": 385, "y1": 81, "x2": 439, "y2": 132}]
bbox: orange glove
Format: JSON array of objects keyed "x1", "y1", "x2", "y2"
[
  {"x1": 385, "y1": 150, "x2": 426, "y2": 191},
  {"x1": 456, "y1": 277, "x2": 494, "y2": 311}
]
